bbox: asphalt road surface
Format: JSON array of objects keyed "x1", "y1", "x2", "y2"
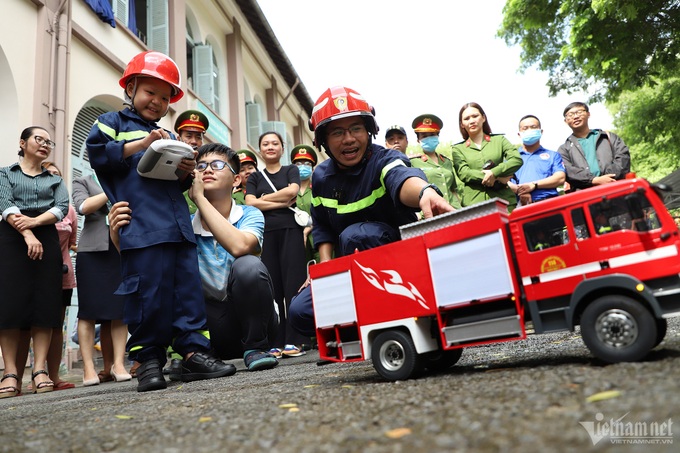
[{"x1": 1, "y1": 320, "x2": 678, "y2": 452}]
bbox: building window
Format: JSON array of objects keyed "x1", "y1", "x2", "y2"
[
  {"x1": 186, "y1": 18, "x2": 196, "y2": 91},
  {"x1": 193, "y1": 44, "x2": 220, "y2": 112},
  {"x1": 111, "y1": 0, "x2": 169, "y2": 55}
]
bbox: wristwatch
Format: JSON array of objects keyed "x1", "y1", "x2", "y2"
[
  {"x1": 533, "y1": 182, "x2": 539, "y2": 190},
  {"x1": 419, "y1": 183, "x2": 443, "y2": 201}
]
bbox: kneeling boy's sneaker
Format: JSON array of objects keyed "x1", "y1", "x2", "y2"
[
  {"x1": 282, "y1": 344, "x2": 306, "y2": 357},
  {"x1": 244, "y1": 350, "x2": 279, "y2": 371},
  {"x1": 136, "y1": 359, "x2": 167, "y2": 392},
  {"x1": 180, "y1": 352, "x2": 236, "y2": 382},
  {"x1": 268, "y1": 348, "x2": 283, "y2": 359}
]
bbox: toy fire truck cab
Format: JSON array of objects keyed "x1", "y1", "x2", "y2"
[{"x1": 511, "y1": 179, "x2": 680, "y2": 363}]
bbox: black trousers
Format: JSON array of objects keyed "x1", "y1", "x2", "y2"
[
  {"x1": 261, "y1": 227, "x2": 309, "y2": 347},
  {"x1": 205, "y1": 255, "x2": 279, "y2": 360}
]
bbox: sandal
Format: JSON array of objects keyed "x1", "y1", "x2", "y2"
[
  {"x1": 31, "y1": 370, "x2": 54, "y2": 394},
  {"x1": 53, "y1": 381, "x2": 76, "y2": 391},
  {"x1": 130, "y1": 361, "x2": 141, "y2": 378},
  {"x1": 0, "y1": 374, "x2": 19, "y2": 399},
  {"x1": 97, "y1": 370, "x2": 114, "y2": 383}
]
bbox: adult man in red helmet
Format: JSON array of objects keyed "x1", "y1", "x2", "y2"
[
  {"x1": 288, "y1": 86, "x2": 453, "y2": 337},
  {"x1": 86, "y1": 51, "x2": 235, "y2": 392}
]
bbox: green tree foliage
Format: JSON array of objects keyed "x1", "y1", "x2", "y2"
[
  {"x1": 610, "y1": 78, "x2": 680, "y2": 182},
  {"x1": 498, "y1": 1, "x2": 680, "y2": 102}
]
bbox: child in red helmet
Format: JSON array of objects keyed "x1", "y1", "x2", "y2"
[{"x1": 86, "y1": 51, "x2": 235, "y2": 392}]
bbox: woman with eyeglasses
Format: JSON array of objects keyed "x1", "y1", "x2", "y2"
[
  {"x1": 245, "y1": 131, "x2": 310, "y2": 359},
  {"x1": 0, "y1": 127, "x2": 70, "y2": 397},
  {"x1": 451, "y1": 102, "x2": 523, "y2": 211}
]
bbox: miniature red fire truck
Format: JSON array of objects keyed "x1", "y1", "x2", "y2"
[{"x1": 309, "y1": 178, "x2": 680, "y2": 380}]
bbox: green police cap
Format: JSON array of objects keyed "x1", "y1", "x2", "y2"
[
  {"x1": 237, "y1": 150, "x2": 258, "y2": 168},
  {"x1": 411, "y1": 114, "x2": 443, "y2": 133},
  {"x1": 290, "y1": 145, "x2": 318, "y2": 166},
  {"x1": 174, "y1": 110, "x2": 209, "y2": 134}
]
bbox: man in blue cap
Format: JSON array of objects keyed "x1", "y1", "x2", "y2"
[{"x1": 384, "y1": 125, "x2": 409, "y2": 153}]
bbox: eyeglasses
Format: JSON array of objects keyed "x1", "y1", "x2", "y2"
[
  {"x1": 564, "y1": 109, "x2": 588, "y2": 120},
  {"x1": 327, "y1": 124, "x2": 366, "y2": 140},
  {"x1": 34, "y1": 136, "x2": 56, "y2": 150},
  {"x1": 295, "y1": 161, "x2": 313, "y2": 167},
  {"x1": 196, "y1": 159, "x2": 236, "y2": 174}
]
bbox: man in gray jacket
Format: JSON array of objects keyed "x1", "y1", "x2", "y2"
[{"x1": 558, "y1": 102, "x2": 631, "y2": 191}]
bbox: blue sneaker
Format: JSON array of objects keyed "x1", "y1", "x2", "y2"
[
  {"x1": 244, "y1": 350, "x2": 279, "y2": 371},
  {"x1": 282, "y1": 344, "x2": 306, "y2": 358}
]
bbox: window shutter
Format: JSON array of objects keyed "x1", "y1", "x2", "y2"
[
  {"x1": 71, "y1": 105, "x2": 110, "y2": 247},
  {"x1": 147, "y1": 0, "x2": 169, "y2": 55},
  {"x1": 193, "y1": 45, "x2": 214, "y2": 108},
  {"x1": 71, "y1": 105, "x2": 108, "y2": 177},
  {"x1": 246, "y1": 103, "x2": 262, "y2": 149},
  {"x1": 211, "y1": 58, "x2": 220, "y2": 113},
  {"x1": 112, "y1": 0, "x2": 129, "y2": 25}
]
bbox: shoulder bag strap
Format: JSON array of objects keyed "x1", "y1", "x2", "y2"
[{"x1": 260, "y1": 169, "x2": 300, "y2": 215}]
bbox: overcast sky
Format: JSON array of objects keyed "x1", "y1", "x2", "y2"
[{"x1": 257, "y1": 0, "x2": 613, "y2": 151}]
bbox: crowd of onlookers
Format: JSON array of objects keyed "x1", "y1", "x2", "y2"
[{"x1": 0, "y1": 50, "x2": 631, "y2": 397}]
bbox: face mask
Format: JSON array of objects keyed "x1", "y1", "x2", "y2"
[
  {"x1": 420, "y1": 135, "x2": 440, "y2": 152},
  {"x1": 298, "y1": 165, "x2": 313, "y2": 180},
  {"x1": 520, "y1": 129, "x2": 542, "y2": 146}
]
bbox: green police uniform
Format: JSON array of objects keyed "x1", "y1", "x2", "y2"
[
  {"x1": 233, "y1": 150, "x2": 258, "y2": 206},
  {"x1": 451, "y1": 134, "x2": 523, "y2": 212},
  {"x1": 175, "y1": 110, "x2": 209, "y2": 215},
  {"x1": 410, "y1": 113, "x2": 462, "y2": 209},
  {"x1": 409, "y1": 153, "x2": 462, "y2": 209},
  {"x1": 290, "y1": 144, "x2": 319, "y2": 263},
  {"x1": 295, "y1": 186, "x2": 318, "y2": 263},
  {"x1": 232, "y1": 188, "x2": 245, "y2": 205}
]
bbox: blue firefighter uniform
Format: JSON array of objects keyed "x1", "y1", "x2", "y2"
[
  {"x1": 310, "y1": 143, "x2": 423, "y2": 251},
  {"x1": 86, "y1": 107, "x2": 211, "y2": 364},
  {"x1": 289, "y1": 144, "x2": 426, "y2": 336}
]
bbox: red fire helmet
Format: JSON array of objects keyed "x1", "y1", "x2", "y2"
[
  {"x1": 119, "y1": 51, "x2": 184, "y2": 103},
  {"x1": 308, "y1": 86, "x2": 378, "y2": 146}
]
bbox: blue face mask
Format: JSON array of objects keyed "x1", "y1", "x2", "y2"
[
  {"x1": 298, "y1": 165, "x2": 313, "y2": 180},
  {"x1": 420, "y1": 135, "x2": 440, "y2": 152},
  {"x1": 520, "y1": 129, "x2": 542, "y2": 146}
]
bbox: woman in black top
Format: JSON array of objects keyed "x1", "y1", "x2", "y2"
[
  {"x1": 0, "y1": 126, "x2": 69, "y2": 397},
  {"x1": 246, "y1": 132, "x2": 309, "y2": 357}
]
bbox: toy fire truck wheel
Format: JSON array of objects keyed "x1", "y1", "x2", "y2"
[
  {"x1": 422, "y1": 349, "x2": 463, "y2": 372},
  {"x1": 371, "y1": 330, "x2": 422, "y2": 381},
  {"x1": 580, "y1": 295, "x2": 656, "y2": 363},
  {"x1": 654, "y1": 318, "x2": 668, "y2": 347}
]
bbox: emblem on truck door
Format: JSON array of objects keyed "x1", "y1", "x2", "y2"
[{"x1": 355, "y1": 261, "x2": 429, "y2": 310}]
